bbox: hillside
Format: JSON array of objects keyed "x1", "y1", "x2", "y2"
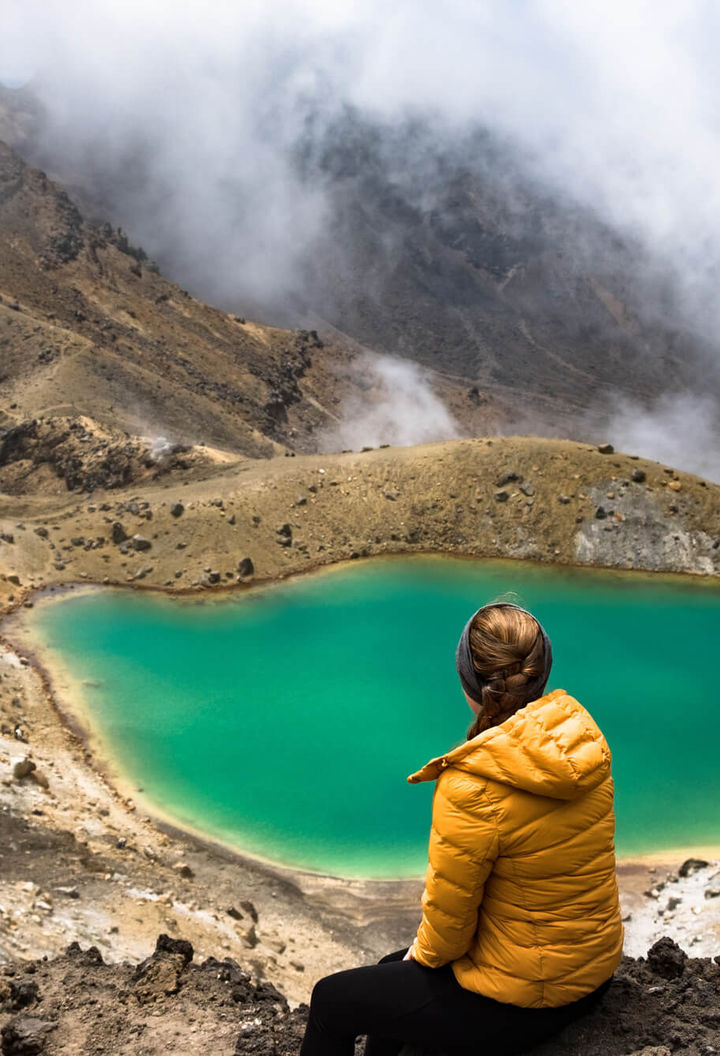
[
  {"x1": 1, "y1": 434, "x2": 718, "y2": 615},
  {"x1": 1, "y1": 89, "x2": 714, "y2": 438},
  {"x1": 0, "y1": 139, "x2": 360, "y2": 465},
  {"x1": 0, "y1": 135, "x2": 512, "y2": 492}
]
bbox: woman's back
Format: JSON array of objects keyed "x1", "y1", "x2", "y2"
[{"x1": 409, "y1": 689, "x2": 623, "y2": 1007}]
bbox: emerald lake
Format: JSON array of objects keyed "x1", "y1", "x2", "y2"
[{"x1": 23, "y1": 557, "x2": 720, "y2": 877}]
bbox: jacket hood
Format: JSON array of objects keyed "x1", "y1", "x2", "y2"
[{"x1": 408, "y1": 689, "x2": 611, "y2": 800}]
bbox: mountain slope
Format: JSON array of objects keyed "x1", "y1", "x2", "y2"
[
  {"x1": 297, "y1": 115, "x2": 711, "y2": 413},
  {"x1": 2, "y1": 89, "x2": 712, "y2": 427},
  {"x1": 0, "y1": 139, "x2": 355, "y2": 465}
]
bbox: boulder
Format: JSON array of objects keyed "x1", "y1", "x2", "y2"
[
  {"x1": 1, "y1": 1016, "x2": 56, "y2": 1055},
  {"x1": 12, "y1": 758, "x2": 36, "y2": 781},
  {"x1": 0, "y1": 981, "x2": 40, "y2": 1013},
  {"x1": 647, "y1": 937, "x2": 687, "y2": 979},
  {"x1": 242, "y1": 924, "x2": 259, "y2": 948},
  {"x1": 170, "y1": 502, "x2": 184, "y2": 518},
  {"x1": 111, "y1": 522, "x2": 127, "y2": 544},
  {"x1": 132, "y1": 535, "x2": 152, "y2": 551},
  {"x1": 131, "y1": 934, "x2": 194, "y2": 1004},
  {"x1": 631, "y1": 468, "x2": 647, "y2": 483},
  {"x1": 597, "y1": 443, "x2": 614, "y2": 454},
  {"x1": 237, "y1": 557, "x2": 254, "y2": 580},
  {"x1": 678, "y1": 857, "x2": 708, "y2": 878}
]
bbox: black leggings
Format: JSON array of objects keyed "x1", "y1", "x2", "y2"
[{"x1": 300, "y1": 949, "x2": 610, "y2": 1056}]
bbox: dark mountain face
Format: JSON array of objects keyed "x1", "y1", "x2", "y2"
[{"x1": 293, "y1": 113, "x2": 711, "y2": 413}]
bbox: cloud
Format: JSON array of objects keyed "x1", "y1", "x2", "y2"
[{"x1": 3, "y1": 2, "x2": 720, "y2": 320}]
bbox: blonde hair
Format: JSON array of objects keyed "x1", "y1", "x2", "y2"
[{"x1": 466, "y1": 604, "x2": 547, "y2": 739}]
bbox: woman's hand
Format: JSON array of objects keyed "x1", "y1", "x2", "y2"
[{"x1": 403, "y1": 946, "x2": 414, "y2": 961}]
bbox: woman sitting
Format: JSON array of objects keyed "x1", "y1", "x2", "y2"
[{"x1": 300, "y1": 601, "x2": 623, "y2": 1056}]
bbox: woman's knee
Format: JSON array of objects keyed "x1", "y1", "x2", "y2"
[{"x1": 310, "y1": 970, "x2": 352, "y2": 1016}]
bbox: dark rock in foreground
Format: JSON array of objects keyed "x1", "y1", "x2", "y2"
[{"x1": 1, "y1": 936, "x2": 719, "y2": 1054}]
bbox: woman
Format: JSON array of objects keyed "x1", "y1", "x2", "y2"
[{"x1": 301, "y1": 601, "x2": 623, "y2": 1056}]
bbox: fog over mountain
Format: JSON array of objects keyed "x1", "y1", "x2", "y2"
[{"x1": 2, "y1": 0, "x2": 720, "y2": 476}]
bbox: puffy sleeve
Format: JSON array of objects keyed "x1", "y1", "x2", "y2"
[{"x1": 411, "y1": 769, "x2": 499, "y2": 968}]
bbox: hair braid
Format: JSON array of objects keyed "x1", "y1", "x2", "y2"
[{"x1": 465, "y1": 605, "x2": 546, "y2": 739}]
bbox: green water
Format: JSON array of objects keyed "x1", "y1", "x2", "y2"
[{"x1": 27, "y1": 557, "x2": 720, "y2": 877}]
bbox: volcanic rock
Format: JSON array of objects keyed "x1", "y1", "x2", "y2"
[
  {"x1": 237, "y1": 557, "x2": 255, "y2": 580},
  {"x1": 1, "y1": 1015, "x2": 56, "y2": 1055},
  {"x1": 111, "y1": 522, "x2": 127, "y2": 544},
  {"x1": 646, "y1": 937, "x2": 687, "y2": 980},
  {"x1": 679, "y1": 858, "x2": 709, "y2": 878}
]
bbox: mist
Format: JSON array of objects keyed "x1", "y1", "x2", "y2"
[
  {"x1": 2, "y1": 0, "x2": 720, "y2": 464},
  {"x1": 606, "y1": 394, "x2": 720, "y2": 484}
]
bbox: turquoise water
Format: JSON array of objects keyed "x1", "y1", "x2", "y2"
[{"x1": 27, "y1": 557, "x2": 720, "y2": 877}]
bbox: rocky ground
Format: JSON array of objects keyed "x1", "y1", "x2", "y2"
[{"x1": 1, "y1": 933, "x2": 719, "y2": 1055}]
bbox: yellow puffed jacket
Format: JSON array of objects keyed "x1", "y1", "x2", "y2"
[{"x1": 407, "y1": 689, "x2": 623, "y2": 1008}]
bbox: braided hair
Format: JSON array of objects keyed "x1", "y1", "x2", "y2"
[{"x1": 463, "y1": 604, "x2": 550, "y2": 740}]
